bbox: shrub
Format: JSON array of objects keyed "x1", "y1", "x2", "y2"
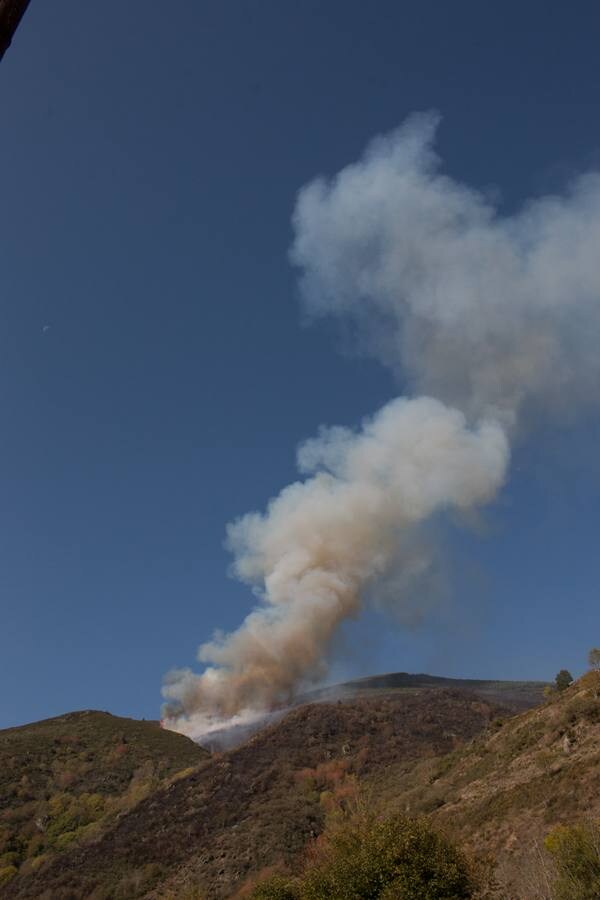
[
  {"x1": 53, "y1": 830, "x2": 78, "y2": 851},
  {"x1": 545, "y1": 821, "x2": 600, "y2": 900},
  {"x1": 0, "y1": 865, "x2": 18, "y2": 886},
  {"x1": 251, "y1": 814, "x2": 479, "y2": 899},
  {"x1": 0, "y1": 851, "x2": 21, "y2": 868},
  {"x1": 45, "y1": 791, "x2": 106, "y2": 847},
  {"x1": 301, "y1": 815, "x2": 477, "y2": 900}
]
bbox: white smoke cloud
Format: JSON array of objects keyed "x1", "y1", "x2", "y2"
[
  {"x1": 164, "y1": 397, "x2": 508, "y2": 738},
  {"x1": 163, "y1": 113, "x2": 600, "y2": 740},
  {"x1": 291, "y1": 112, "x2": 600, "y2": 427}
]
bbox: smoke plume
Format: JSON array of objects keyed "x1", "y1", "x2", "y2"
[{"x1": 163, "y1": 112, "x2": 600, "y2": 739}]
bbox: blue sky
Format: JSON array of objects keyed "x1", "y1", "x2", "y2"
[{"x1": 2, "y1": 1, "x2": 600, "y2": 728}]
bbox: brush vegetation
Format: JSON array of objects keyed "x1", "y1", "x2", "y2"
[
  {"x1": 251, "y1": 813, "x2": 481, "y2": 900},
  {"x1": 0, "y1": 710, "x2": 207, "y2": 888},
  {"x1": 2, "y1": 673, "x2": 599, "y2": 898}
]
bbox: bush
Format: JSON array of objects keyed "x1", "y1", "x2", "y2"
[
  {"x1": 252, "y1": 815, "x2": 479, "y2": 900},
  {"x1": 45, "y1": 791, "x2": 106, "y2": 847},
  {"x1": 303, "y1": 815, "x2": 476, "y2": 900},
  {"x1": 545, "y1": 821, "x2": 600, "y2": 900},
  {"x1": 0, "y1": 865, "x2": 18, "y2": 886}
]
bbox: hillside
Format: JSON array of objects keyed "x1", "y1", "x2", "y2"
[
  {"x1": 2, "y1": 689, "x2": 510, "y2": 898},
  {"x1": 0, "y1": 711, "x2": 208, "y2": 890},
  {"x1": 376, "y1": 670, "x2": 600, "y2": 898},
  {"x1": 304, "y1": 671, "x2": 547, "y2": 710},
  {"x1": 4, "y1": 673, "x2": 589, "y2": 899},
  {"x1": 205, "y1": 672, "x2": 548, "y2": 750}
]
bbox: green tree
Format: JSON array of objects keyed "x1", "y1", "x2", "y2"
[
  {"x1": 555, "y1": 670, "x2": 573, "y2": 692},
  {"x1": 588, "y1": 648, "x2": 600, "y2": 671}
]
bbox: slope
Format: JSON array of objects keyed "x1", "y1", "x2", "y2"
[
  {"x1": 376, "y1": 671, "x2": 600, "y2": 898},
  {"x1": 205, "y1": 672, "x2": 548, "y2": 750},
  {"x1": 0, "y1": 710, "x2": 208, "y2": 888},
  {"x1": 305, "y1": 671, "x2": 547, "y2": 710},
  {"x1": 4, "y1": 689, "x2": 510, "y2": 899}
]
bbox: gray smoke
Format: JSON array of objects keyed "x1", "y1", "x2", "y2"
[{"x1": 163, "y1": 112, "x2": 600, "y2": 740}]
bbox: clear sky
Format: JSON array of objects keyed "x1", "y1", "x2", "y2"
[{"x1": 2, "y1": 1, "x2": 600, "y2": 728}]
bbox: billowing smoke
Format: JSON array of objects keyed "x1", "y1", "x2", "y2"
[
  {"x1": 163, "y1": 112, "x2": 600, "y2": 739},
  {"x1": 292, "y1": 112, "x2": 600, "y2": 427},
  {"x1": 163, "y1": 398, "x2": 508, "y2": 736}
]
